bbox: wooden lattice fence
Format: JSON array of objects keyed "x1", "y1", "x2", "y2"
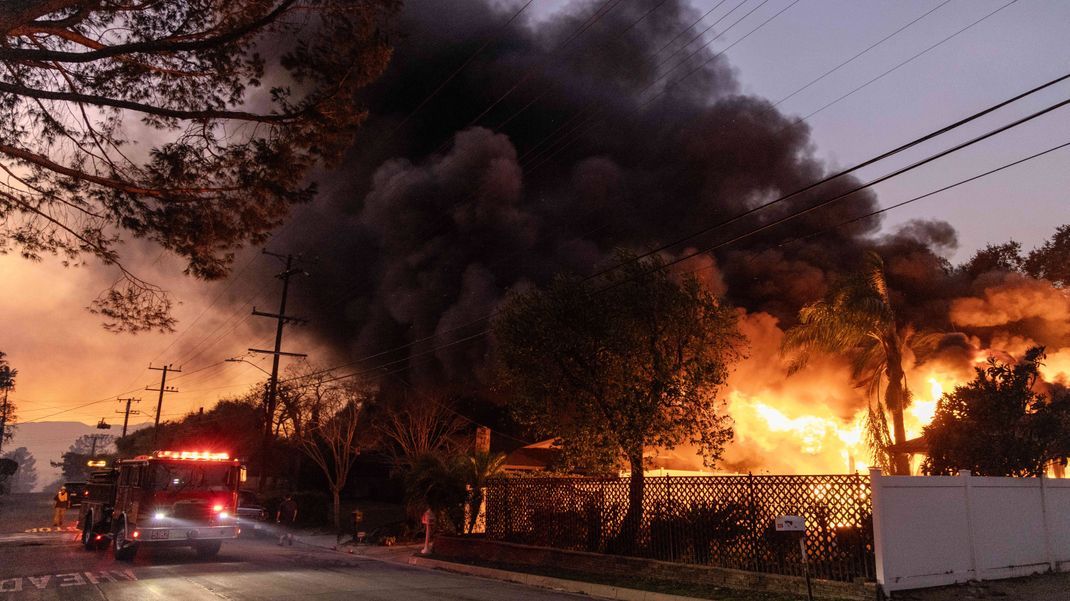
[{"x1": 484, "y1": 474, "x2": 875, "y2": 582}]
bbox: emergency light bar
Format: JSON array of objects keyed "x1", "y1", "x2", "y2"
[{"x1": 153, "y1": 450, "x2": 231, "y2": 461}]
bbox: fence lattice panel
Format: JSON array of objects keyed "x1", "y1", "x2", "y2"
[{"x1": 484, "y1": 474, "x2": 874, "y2": 582}]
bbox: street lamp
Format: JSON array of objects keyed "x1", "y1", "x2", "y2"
[{"x1": 225, "y1": 357, "x2": 272, "y2": 376}]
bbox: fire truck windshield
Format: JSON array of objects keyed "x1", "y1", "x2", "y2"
[{"x1": 152, "y1": 462, "x2": 233, "y2": 493}]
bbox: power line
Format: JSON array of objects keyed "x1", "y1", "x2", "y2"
[
  {"x1": 772, "y1": 0, "x2": 952, "y2": 108},
  {"x1": 522, "y1": 0, "x2": 1013, "y2": 179},
  {"x1": 584, "y1": 69, "x2": 1070, "y2": 281},
  {"x1": 779, "y1": 139, "x2": 1070, "y2": 250},
  {"x1": 521, "y1": 0, "x2": 799, "y2": 172},
  {"x1": 616, "y1": 92, "x2": 1070, "y2": 286},
  {"x1": 793, "y1": 0, "x2": 1017, "y2": 124}
]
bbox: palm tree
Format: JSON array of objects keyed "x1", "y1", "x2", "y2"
[
  {"x1": 463, "y1": 451, "x2": 506, "y2": 533},
  {"x1": 782, "y1": 252, "x2": 940, "y2": 475}
]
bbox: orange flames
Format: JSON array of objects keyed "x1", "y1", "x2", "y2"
[
  {"x1": 701, "y1": 313, "x2": 971, "y2": 476},
  {"x1": 660, "y1": 270, "x2": 1070, "y2": 477}
]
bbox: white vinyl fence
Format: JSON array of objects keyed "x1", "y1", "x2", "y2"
[{"x1": 870, "y1": 468, "x2": 1070, "y2": 593}]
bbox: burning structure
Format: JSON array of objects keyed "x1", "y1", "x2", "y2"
[{"x1": 219, "y1": 0, "x2": 1070, "y2": 476}]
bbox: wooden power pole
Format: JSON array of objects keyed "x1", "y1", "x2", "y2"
[
  {"x1": 249, "y1": 250, "x2": 307, "y2": 491},
  {"x1": 147, "y1": 364, "x2": 180, "y2": 445},
  {"x1": 116, "y1": 398, "x2": 141, "y2": 439}
]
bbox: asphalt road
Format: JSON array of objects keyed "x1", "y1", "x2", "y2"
[
  {"x1": 0, "y1": 534, "x2": 596, "y2": 600},
  {"x1": 0, "y1": 493, "x2": 584, "y2": 601}
]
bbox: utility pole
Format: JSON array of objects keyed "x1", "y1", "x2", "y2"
[
  {"x1": 86, "y1": 433, "x2": 111, "y2": 458},
  {"x1": 0, "y1": 363, "x2": 13, "y2": 456},
  {"x1": 249, "y1": 250, "x2": 307, "y2": 492},
  {"x1": 147, "y1": 364, "x2": 180, "y2": 445},
  {"x1": 0, "y1": 385, "x2": 8, "y2": 456},
  {"x1": 116, "y1": 398, "x2": 141, "y2": 438}
]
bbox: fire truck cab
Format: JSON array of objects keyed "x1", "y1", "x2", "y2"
[{"x1": 80, "y1": 450, "x2": 244, "y2": 561}]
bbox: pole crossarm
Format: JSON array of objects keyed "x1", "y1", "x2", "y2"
[
  {"x1": 251, "y1": 309, "x2": 309, "y2": 325},
  {"x1": 248, "y1": 348, "x2": 308, "y2": 358}
]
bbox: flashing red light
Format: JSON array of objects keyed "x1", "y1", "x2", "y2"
[
  {"x1": 131, "y1": 531, "x2": 140, "y2": 539},
  {"x1": 153, "y1": 450, "x2": 231, "y2": 461},
  {"x1": 212, "y1": 504, "x2": 224, "y2": 513},
  {"x1": 94, "y1": 535, "x2": 103, "y2": 541}
]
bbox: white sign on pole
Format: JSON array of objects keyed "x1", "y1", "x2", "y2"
[{"x1": 774, "y1": 515, "x2": 806, "y2": 532}]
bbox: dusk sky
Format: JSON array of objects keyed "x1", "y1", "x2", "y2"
[{"x1": 4, "y1": 0, "x2": 1069, "y2": 428}]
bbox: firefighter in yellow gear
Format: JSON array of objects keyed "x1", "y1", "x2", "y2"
[{"x1": 52, "y1": 486, "x2": 69, "y2": 527}]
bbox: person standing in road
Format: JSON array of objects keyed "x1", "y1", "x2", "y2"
[
  {"x1": 51, "y1": 486, "x2": 69, "y2": 527},
  {"x1": 276, "y1": 494, "x2": 298, "y2": 546}
]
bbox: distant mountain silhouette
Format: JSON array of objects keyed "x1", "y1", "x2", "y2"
[{"x1": 6, "y1": 421, "x2": 147, "y2": 491}]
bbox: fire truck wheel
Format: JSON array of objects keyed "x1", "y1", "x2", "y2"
[
  {"x1": 80, "y1": 517, "x2": 96, "y2": 551},
  {"x1": 194, "y1": 541, "x2": 222, "y2": 558},
  {"x1": 113, "y1": 520, "x2": 138, "y2": 561}
]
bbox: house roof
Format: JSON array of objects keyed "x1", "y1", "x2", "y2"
[{"x1": 503, "y1": 444, "x2": 559, "y2": 471}]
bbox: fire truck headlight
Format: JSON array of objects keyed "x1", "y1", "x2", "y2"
[
  {"x1": 219, "y1": 512, "x2": 230, "y2": 520},
  {"x1": 154, "y1": 511, "x2": 166, "y2": 520}
]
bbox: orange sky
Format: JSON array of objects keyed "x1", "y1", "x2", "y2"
[{"x1": 1, "y1": 246, "x2": 330, "y2": 429}]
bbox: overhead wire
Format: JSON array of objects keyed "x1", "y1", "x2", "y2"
[
  {"x1": 521, "y1": 0, "x2": 799, "y2": 172},
  {"x1": 521, "y1": 0, "x2": 1015, "y2": 178},
  {"x1": 582, "y1": 68, "x2": 1070, "y2": 281},
  {"x1": 772, "y1": 0, "x2": 952, "y2": 108},
  {"x1": 792, "y1": 0, "x2": 1017, "y2": 124},
  {"x1": 603, "y1": 92, "x2": 1070, "y2": 289}
]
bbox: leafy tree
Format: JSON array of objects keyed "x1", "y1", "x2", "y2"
[
  {"x1": 0, "y1": 457, "x2": 16, "y2": 494},
  {"x1": 403, "y1": 452, "x2": 469, "y2": 532},
  {"x1": 52, "y1": 433, "x2": 115, "y2": 481},
  {"x1": 922, "y1": 347, "x2": 1070, "y2": 477},
  {"x1": 782, "y1": 251, "x2": 941, "y2": 475},
  {"x1": 1, "y1": 447, "x2": 38, "y2": 493},
  {"x1": 494, "y1": 253, "x2": 743, "y2": 549},
  {"x1": 0, "y1": 0, "x2": 396, "y2": 331},
  {"x1": 1024, "y1": 224, "x2": 1070, "y2": 287},
  {"x1": 116, "y1": 398, "x2": 263, "y2": 460},
  {"x1": 961, "y1": 241, "x2": 1023, "y2": 278},
  {"x1": 0, "y1": 351, "x2": 16, "y2": 453}
]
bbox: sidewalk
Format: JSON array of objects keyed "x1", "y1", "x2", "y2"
[{"x1": 293, "y1": 531, "x2": 420, "y2": 564}]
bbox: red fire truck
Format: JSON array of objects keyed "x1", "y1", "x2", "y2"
[{"x1": 78, "y1": 450, "x2": 245, "y2": 560}]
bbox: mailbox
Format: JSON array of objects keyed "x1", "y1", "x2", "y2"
[{"x1": 775, "y1": 515, "x2": 806, "y2": 532}]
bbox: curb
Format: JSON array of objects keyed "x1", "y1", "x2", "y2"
[{"x1": 409, "y1": 556, "x2": 712, "y2": 601}]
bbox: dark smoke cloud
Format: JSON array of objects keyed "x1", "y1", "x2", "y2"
[{"x1": 266, "y1": 0, "x2": 909, "y2": 389}]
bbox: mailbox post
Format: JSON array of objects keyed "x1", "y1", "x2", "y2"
[
  {"x1": 775, "y1": 515, "x2": 813, "y2": 601},
  {"x1": 421, "y1": 509, "x2": 435, "y2": 555}
]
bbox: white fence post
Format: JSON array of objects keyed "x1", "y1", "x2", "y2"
[
  {"x1": 959, "y1": 470, "x2": 979, "y2": 580},
  {"x1": 869, "y1": 468, "x2": 888, "y2": 588},
  {"x1": 1040, "y1": 475, "x2": 1056, "y2": 572}
]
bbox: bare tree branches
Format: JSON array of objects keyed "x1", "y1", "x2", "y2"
[{"x1": 375, "y1": 397, "x2": 467, "y2": 468}]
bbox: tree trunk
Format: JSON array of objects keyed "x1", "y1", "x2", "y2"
[
  {"x1": 617, "y1": 452, "x2": 645, "y2": 554},
  {"x1": 332, "y1": 487, "x2": 341, "y2": 531},
  {"x1": 885, "y1": 364, "x2": 911, "y2": 476}
]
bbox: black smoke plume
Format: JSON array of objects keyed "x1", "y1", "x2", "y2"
[{"x1": 263, "y1": 0, "x2": 907, "y2": 390}]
